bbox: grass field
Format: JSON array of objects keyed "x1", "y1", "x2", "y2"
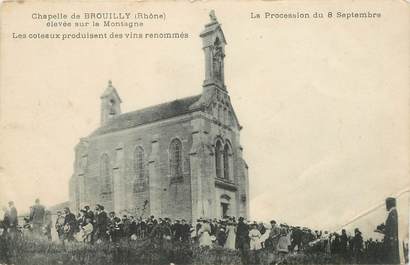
[{"x1": 1, "y1": 235, "x2": 360, "y2": 265}]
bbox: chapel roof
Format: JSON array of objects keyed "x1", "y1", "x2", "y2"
[{"x1": 90, "y1": 94, "x2": 202, "y2": 137}]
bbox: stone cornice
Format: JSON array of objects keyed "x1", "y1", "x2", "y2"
[{"x1": 215, "y1": 178, "x2": 237, "y2": 191}]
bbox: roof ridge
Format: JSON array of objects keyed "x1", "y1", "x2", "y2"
[
  {"x1": 89, "y1": 94, "x2": 203, "y2": 137},
  {"x1": 118, "y1": 94, "x2": 201, "y2": 118}
]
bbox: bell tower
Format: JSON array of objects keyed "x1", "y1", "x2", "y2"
[
  {"x1": 100, "y1": 80, "x2": 122, "y2": 125},
  {"x1": 200, "y1": 10, "x2": 228, "y2": 97}
]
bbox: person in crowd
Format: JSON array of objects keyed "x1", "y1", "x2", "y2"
[
  {"x1": 197, "y1": 219, "x2": 212, "y2": 247},
  {"x1": 1, "y1": 207, "x2": 10, "y2": 235},
  {"x1": 141, "y1": 217, "x2": 148, "y2": 238},
  {"x1": 315, "y1": 230, "x2": 321, "y2": 240},
  {"x1": 150, "y1": 218, "x2": 164, "y2": 241},
  {"x1": 210, "y1": 218, "x2": 218, "y2": 238},
  {"x1": 276, "y1": 227, "x2": 291, "y2": 264},
  {"x1": 216, "y1": 223, "x2": 227, "y2": 247},
  {"x1": 365, "y1": 237, "x2": 378, "y2": 264},
  {"x1": 75, "y1": 217, "x2": 93, "y2": 243},
  {"x1": 236, "y1": 217, "x2": 250, "y2": 265},
  {"x1": 77, "y1": 209, "x2": 87, "y2": 228},
  {"x1": 403, "y1": 238, "x2": 409, "y2": 264},
  {"x1": 236, "y1": 217, "x2": 249, "y2": 250},
  {"x1": 6, "y1": 201, "x2": 18, "y2": 239},
  {"x1": 259, "y1": 223, "x2": 271, "y2": 249},
  {"x1": 172, "y1": 219, "x2": 183, "y2": 241},
  {"x1": 94, "y1": 204, "x2": 109, "y2": 243},
  {"x1": 224, "y1": 219, "x2": 237, "y2": 250},
  {"x1": 43, "y1": 210, "x2": 52, "y2": 241},
  {"x1": 108, "y1": 211, "x2": 121, "y2": 243},
  {"x1": 128, "y1": 216, "x2": 137, "y2": 239},
  {"x1": 331, "y1": 233, "x2": 341, "y2": 255},
  {"x1": 322, "y1": 231, "x2": 331, "y2": 254},
  {"x1": 63, "y1": 207, "x2": 77, "y2": 241},
  {"x1": 29, "y1": 198, "x2": 45, "y2": 235},
  {"x1": 181, "y1": 219, "x2": 191, "y2": 243},
  {"x1": 258, "y1": 222, "x2": 266, "y2": 236},
  {"x1": 0, "y1": 221, "x2": 10, "y2": 265},
  {"x1": 340, "y1": 229, "x2": 349, "y2": 256},
  {"x1": 290, "y1": 226, "x2": 303, "y2": 252},
  {"x1": 83, "y1": 205, "x2": 94, "y2": 220},
  {"x1": 269, "y1": 220, "x2": 280, "y2": 252},
  {"x1": 121, "y1": 215, "x2": 131, "y2": 238},
  {"x1": 380, "y1": 197, "x2": 400, "y2": 264},
  {"x1": 352, "y1": 228, "x2": 363, "y2": 263},
  {"x1": 249, "y1": 223, "x2": 262, "y2": 251},
  {"x1": 147, "y1": 215, "x2": 155, "y2": 234},
  {"x1": 55, "y1": 210, "x2": 66, "y2": 241},
  {"x1": 195, "y1": 219, "x2": 202, "y2": 240},
  {"x1": 249, "y1": 222, "x2": 262, "y2": 264},
  {"x1": 164, "y1": 218, "x2": 173, "y2": 241}
]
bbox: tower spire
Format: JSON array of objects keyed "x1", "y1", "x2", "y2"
[
  {"x1": 100, "y1": 80, "x2": 122, "y2": 125},
  {"x1": 198, "y1": 10, "x2": 228, "y2": 110},
  {"x1": 200, "y1": 10, "x2": 227, "y2": 92}
]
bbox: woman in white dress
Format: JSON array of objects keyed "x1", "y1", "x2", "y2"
[
  {"x1": 224, "y1": 221, "x2": 236, "y2": 250},
  {"x1": 249, "y1": 224, "x2": 262, "y2": 251},
  {"x1": 198, "y1": 220, "x2": 212, "y2": 247}
]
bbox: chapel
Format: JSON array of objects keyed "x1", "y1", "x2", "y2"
[{"x1": 69, "y1": 11, "x2": 249, "y2": 222}]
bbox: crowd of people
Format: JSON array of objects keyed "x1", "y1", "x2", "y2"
[{"x1": 0, "y1": 197, "x2": 406, "y2": 265}]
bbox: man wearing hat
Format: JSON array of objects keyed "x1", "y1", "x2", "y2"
[
  {"x1": 236, "y1": 217, "x2": 250, "y2": 264},
  {"x1": 382, "y1": 197, "x2": 400, "y2": 264},
  {"x1": 269, "y1": 220, "x2": 280, "y2": 251},
  {"x1": 94, "y1": 204, "x2": 109, "y2": 242},
  {"x1": 63, "y1": 207, "x2": 77, "y2": 241},
  {"x1": 83, "y1": 205, "x2": 94, "y2": 221}
]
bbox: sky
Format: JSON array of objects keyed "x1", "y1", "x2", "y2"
[{"x1": 0, "y1": 0, "x2": 409, "y2": 233}]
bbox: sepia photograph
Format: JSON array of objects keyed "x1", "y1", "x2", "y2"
[{"x1": 0, "y1": 1, "x2": 409, "y2": 264}]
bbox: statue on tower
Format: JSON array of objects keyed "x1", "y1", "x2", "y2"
[
  {"x1": 209, "y1": 10, "x2": 218, "y2": 23},
  {"x1": 213, "y1": 39, "x2": 224, "y2": 82}
]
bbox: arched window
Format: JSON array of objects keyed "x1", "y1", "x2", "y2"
[
  {"x1": 100, "y1": 154, "x2": 112, "y2": 194},
  {"x1": 170, "y1": 139, "x2": 183, "y2": 179},
  {"x1": 109, "y1": 99, "x2": 116, "y2": 115},
  {"x1": 215, "y1": 140, "x2": 223, "y2": 178},
  {"x1": 134, "y1": 146, "x2": 144, "y2": 179},
  {"x1": 223, "y1": 143, "x2": 231, "y2": 180}
]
